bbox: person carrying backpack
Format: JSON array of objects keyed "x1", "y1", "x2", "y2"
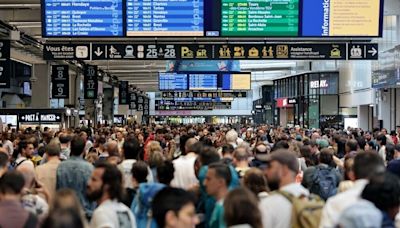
[
  {"x1": 260, "y1": 149, "x2": 325, "y2": 228},
  {"x1": 302, "y1": 148, "x2": 342, "y2": 201}
]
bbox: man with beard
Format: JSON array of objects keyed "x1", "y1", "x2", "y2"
[
  {"x1": 14, "y1": 140, "x2": 35, "y2": 170},
  {"x1": 87, "y1": 162, "x2": 136, "y2": 228},
  {"x1": 259, "y1": 149, "x2": 309, "y2": 228}
]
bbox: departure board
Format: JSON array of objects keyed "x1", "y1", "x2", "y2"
[
  {"x1": 221, "y1": 0, "x2": 299, "y2": 36},
  {"x1": 159, "y1": 73, "x2": 188, "y2": 91},
  {"x1": 189, "y1": 74, "x2": 217, "y2": 90},
  {"x1": 43, "y1": 0, "x2": 123, "y2": 37},
  {"x1": 222, "y1": 73, "x2": 251, "y2": 90},
  {"x1": 126, "y1": 0, "x2": 204, "y2": 36}
]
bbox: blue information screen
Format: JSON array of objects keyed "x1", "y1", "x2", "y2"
[
  {"x1": 159, "y1": 73, "x2": 188, "y2": 90},
  {"x1": 189, "y1": 74, "x2": 217, "y2": 90},
  {"x1": 126, "y1": 0, "x2": 204, "y2": 36},
  {"x1": 43, "y1": 0, "x2": 123, "y2": 37}
]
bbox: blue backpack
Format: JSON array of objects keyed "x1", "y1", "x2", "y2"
[
  {"x1": 310, "y1": 166, "x2": 338, "y2": 201},
  {"x1": 131, "y1": 183, "x2": 165, "y2": 228}
]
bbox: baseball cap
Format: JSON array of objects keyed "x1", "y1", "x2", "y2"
[{"x1": 265, "y1": 149, "x2": 299, "y2": 173}]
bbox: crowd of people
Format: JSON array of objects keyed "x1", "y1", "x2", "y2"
[{"x1": 0, "y1": 123, "x2": 400, "y2": 228}]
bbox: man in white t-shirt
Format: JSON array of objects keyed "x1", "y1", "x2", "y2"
[
  {"x1": 87, "y1": 162, "x2": 136, "y2": 228},
  {"x1": 171, "y1": 137, "x2": 199, "y2": 189}
]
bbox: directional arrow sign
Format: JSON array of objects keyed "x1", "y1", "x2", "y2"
[
  {"x1": 94, "y1": 47, "x2": 103, "y2": 56},
  {"x1": 368, "y1": 47, "x2": 377, "y2": 56},
  {"x1": 348, "y1": 43, "x2": 378, "y2": 60}
]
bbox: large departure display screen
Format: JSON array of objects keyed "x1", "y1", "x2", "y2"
[
  {"x1": 159, "y1": 73, "x2": 188, "y2": 90},
  {"x1": 42, "y1": 0, "x2": 383, "y2": 37},
  {"x1": 189, "y1": 74, "x2": 218, "y2": 90},
  {"x1": 42, "y1": 0, "x2": 124, "y2": 37},
  {"x1": 221, "y1": 0, "x2": 299, "y2": 36},
  {"x1": 222, "y1": 73, "x2": 251, "y2": 90},
  {"x1": 126, "y1": 0, "x2": 204, "y2": 36}
]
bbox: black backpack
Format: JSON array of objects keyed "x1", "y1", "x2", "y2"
[{"x1": 310, "y1": 166, "x2": 338, "y2": 201}]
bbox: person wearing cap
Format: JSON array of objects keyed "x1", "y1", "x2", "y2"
[
  {"x1": 249, "y1": 143, "x2": 271, "y2": 170},
  {"x1": 259, "y1": 149, "x2": 309, "y2": 228},
  {"x1": 386, "y1": 144, "x2": 400, "y2": 178}
]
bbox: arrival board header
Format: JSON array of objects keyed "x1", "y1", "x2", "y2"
[
  {"x1": 43, "y1": 43, "x2": 378, "y2": 60},
  {"x1": 42, "y1": 0, "x2": 383, "y2": 38}
]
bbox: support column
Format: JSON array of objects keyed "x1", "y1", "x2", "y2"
[{"x1": 31, "y1": 64, "x2": 50, "y2": 108}]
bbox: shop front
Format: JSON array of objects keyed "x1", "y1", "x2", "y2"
[
  {"x1": 274, "y1": 72, "x2": 340, "y2": 129},
  {"x1": 0, "y1": 109, "x2": 71, "y2": 131}
]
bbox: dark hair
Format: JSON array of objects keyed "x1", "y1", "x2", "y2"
[
  {"x1": 376, "y1": 134, "x2": 387, "y2": 145},
  {"x1": 356, "y1": 136, "x2": 366, "y2": 151},
  {"x1": 346, "y1": 139, "x2": 358, "y2": 152},
  {"x1": 224, "y1": 187, "x2": 263, "y2": 228},
  {"x1": 70, "y1": 136, "x2": 86, "y2": 156},
  {"x1": 94, "y1": 162, "x2": 124, "y2": 201},
  {"x1": 179, "y1": 134, "x2": 190, "y2": 155},
  {"x1": 362, "y1": 172, "x2": 400, "y2": 215},
  {"x1": 386, "y1": 143, "x2": 395, "y2": 162},
  {"x1": 243, "y1": 168, "x2": 269, "y2": 195},
  {"x1": 188, "y1": 141, "x2": 203, "y2": 155},
  {"x1": 17, "y1": 140, "x2": 31, "y2": 157},
  {"x1": 123, "y1": 138, "x2": 140, "y2": 160},
  {"x1": 199, "y1": 146, "x2": 220, "y2": 166},
  {"x1": 353, "y1": 151, "x2": 385, "y2": 180},
  {"x1": 46, "y1": 142, "x2": 61, "y2": 157},
  {"x1": 0, "y1": 171, "x2": 25, "y2": 194},
  {"x1": 336, "y1": 138, "x2": 347, "y2": 158},
  {"x1": 0, "y1": 153, "x2": 8, "y2": 169},
  {"x1": 131, "y1": 161, "x2": 149, "y2": 183},
  {"x1": 157, "y1": 160, "x2": 175, "y2": 185},
  {"x1": 222, "y1": 144, "x2": 235, "y2": 156},
  {"x1": 152, "y1": 187, "x2": 196, "y2": 228},
  {"x1": 42, "y1": 208, "x2": 84, "y2": 228},
  {"x1": 300, "y1": 145, "x2": 314, "y2": 167},
  {"x1": 319, "y1": 148, "x2": 334, "y2": 166},
  {"x1": 97, "y1": 136, "x2": 106, "y2": 145},
  {"x1": 273, "y1": 140, "x2": 289, "y2": 151},
  {"x1": 208, "y1": 162, "x2": 231, "y2": 187}
]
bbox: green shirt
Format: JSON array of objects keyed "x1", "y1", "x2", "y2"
[{"x1": 209, "y1": 200, "x2": 226, "y2": 228}]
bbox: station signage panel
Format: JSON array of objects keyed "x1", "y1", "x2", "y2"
[
  {"x1": 136, "y1": 95, "x2": 144, "y2": 111},
  {"x1": 51, "y1": 65, "x2": 69, "y2": 99},
  {"x1": 83, "y1": 65, "x2": 98, "y2": 99},
  {"x1": 0, "y1": 40, "x2": 10, "y2": 88},
  {"x1": 44, "y1": 43, "x2": 378, "y2": 61},
  {"x1": 143, "y1": 97, "x2": 150, "y2": 116},
  {"x1": 119, "y1": 81, "x2": 129, "y2": 105},
  {"x1": 129, "y1": 91, "x2": 137, "y2": 110},
  {"x1": 42, "y1": 0, "x2": 123, "y2": 37}
]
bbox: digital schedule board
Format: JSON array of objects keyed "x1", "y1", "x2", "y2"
[
  {"x1": 222, "y1": 73, "x2": 251, "y2": 90},
  {"x1": 159, "y1": 73, "x2": 188, "y2": 91},
  {"x1": 126, "y1": 0, "x2": 204, "y2": 36},
  {"x1": 42, "y1": 0, "x2": 124, "y2": 37},
  {"x1": 189, "y1": 74, "x2": 218, "y2": 90},
  {"x1": 42, "y1": 0, "x2": 383, "y2": 37}
]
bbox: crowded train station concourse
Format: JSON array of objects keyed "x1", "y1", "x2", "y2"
[{"x1": 0, "y1": 0, "x2": 399, "y2": 227}]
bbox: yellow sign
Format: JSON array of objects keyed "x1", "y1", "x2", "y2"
[
  {"x1": 248, "y1": 47, "x2": 259, "y2": 58},
  {"x1": 262, "y1": 46, "x2": 274, "y2": 58},
  {"x1": 219, "y1": 45, "x2": 232, "y2": 58},
  {"x1": 234, "y1": 46, "x2": 245, "y2": 58},
  {"x1": 330, "y1": 47, "x2": 341, "y2": 58},
  {"x1": 196, "y1": 49, "x2": 208, "y2": 58},
  {"x1": 181, "y1": 46, "x2": 194, "y2": 58},
  {"x1": 276, "y1": 45, "x2": 289, "y2": 58}
]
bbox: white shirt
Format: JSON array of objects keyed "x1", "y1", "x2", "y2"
[
  {"x1": 90, "y1": 200, "x2": 136, "y2": 228},
  {"x1": 259, "y1": 183, "x2": 309, "y2": 228},
  {"x1": 319, "y1": 179, "x2": 368, "y2": 228},
  {"x1": 118, "y1": 159, "x2": 154, "y2": 189},
  {"x1": 2, "y1": 140, "x2": 13, "y2": 157},
  {"x1": 170, "y1": 154, "x2": 198, "y2": 189},
  {"x1": 15, "y1": 156, "x2": 34, "y2": 170}
]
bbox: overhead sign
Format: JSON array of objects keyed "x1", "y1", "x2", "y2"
[
  {"x1": 43, "y1": 44, "x2": 90, "y2": 60},
  {"x1": 118, "y1": 81, "x2": 129, "y2": 105},
  {"x1": 129, "y1": 91, "x2": 137, "y2": 110},
  {"x1": 143, "y1": 97, "x2": 149, "y2": 116},
  {"x1": 84, "y1": 65, "x2": 98, "y2": 99},
  {"x1": 19, "y1": 113, "x2": 62, "y2": 123},
  {"x1": 44, "y1": 43, "x2": 377, "y2": 60},
  {"x1": 136, "y1": 95, "x2": 144, "y2": 111},
  {"x1": 42, "y1": 0, "x2": 123, "y2": 37},
  {"x1": 310, "y1": 80, "x2": 329, "y2": 89},
  {"x1": 51, "y1": 65, "x2": 69, "y2": 99},
  {"x1": 0, "y1": 40, "x2": 10, "y2": 88},
  {"x1": 348, "y1": 43, "x2": 379, "y2": 60}
]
